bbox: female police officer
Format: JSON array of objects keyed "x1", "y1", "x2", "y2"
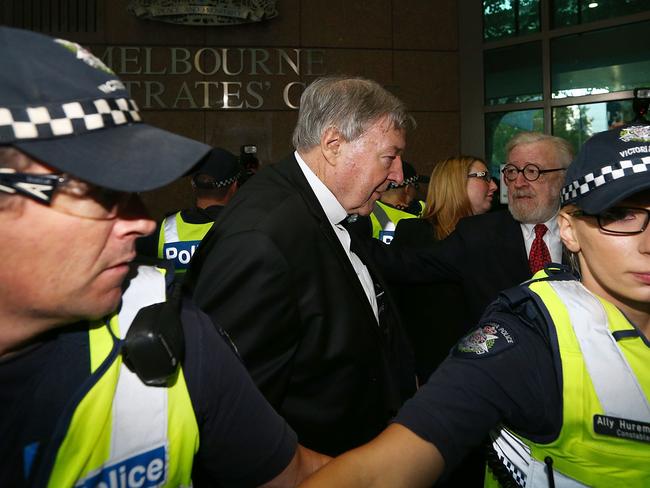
[{"x1": 300, "y1": 124, "x2": 650, "y2": 487}]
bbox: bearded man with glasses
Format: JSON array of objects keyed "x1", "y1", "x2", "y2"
[
  {"x1": 371, "y1": 131, "x2": 574, "y2": 329},
  {"x1": 358, "y1": 131, "x2": 573, "y2": 485}
]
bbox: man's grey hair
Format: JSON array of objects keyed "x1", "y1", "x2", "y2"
[
  {"x1": 506, "y1": 131, "x2": 574, "y2": 168},
  {"x1": 292, "y1": 76, "x2": 415, "y2": 151}
]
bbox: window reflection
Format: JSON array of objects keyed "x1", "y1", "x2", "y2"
[
  {"x1": 485, "y1": 42, "x2": 543, "y2": 105},
  {"x1": 483, "y1": 0, "x2": 540, "y2": 41},
  {"x1": 553, "y1": 0, "x2": 650, "y2": 27},
  {"x1": 485, "y1": 109, "x2": 544, "y2": 171},
  {"x1": 552, "y1": 100, "x2": 636, "y2": 155},
  {"x1": 551, "y1": 21, "x2": 650, "y2": 99}
]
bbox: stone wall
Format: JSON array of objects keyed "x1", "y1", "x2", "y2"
[{"x1": 14, "y1": 0, "x2": 460, "y2": 218}]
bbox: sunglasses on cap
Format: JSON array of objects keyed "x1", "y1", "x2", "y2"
[{"x1": 0, "y1": 168, "x2": 138, "y2": 220}]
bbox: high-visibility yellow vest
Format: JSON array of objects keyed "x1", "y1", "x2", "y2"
[
  {"x1": 43, "y1": 266, "x2": 199, "y2": 487},
  {"x1": 370, "y1": 200, "x2": 424, "y2": 244},
  {"x1": 486, "y1": 271, "x2": 650, "y2": 487},
  {"x1": 157, "y1": 211, "x2": 213, "y2": 274}
]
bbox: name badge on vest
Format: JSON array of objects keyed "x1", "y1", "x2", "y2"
[
  {"x1": 379, "y1": 230, "x2": 394, "y2": 244},
  {"x1": 594, "y1": 414, "x2": 650, "y2": 444},
  {"x1": 162, "y1": 240, "x2": 201, "y2": 270}
]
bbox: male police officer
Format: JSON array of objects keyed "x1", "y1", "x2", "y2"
[
  {"x1": 0, "y1": 27, "x2": 326, "y2": 487},
  {"x1": 138, "y1": 147, "x2": 242, "y2": 277},
  {"x1": 346, "y1": 161, "x2": 425, "y2": 244},
  {"x1": 369, "y1": 161, "x2": 425, "y2": 244}
]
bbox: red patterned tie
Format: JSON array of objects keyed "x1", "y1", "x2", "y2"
[{"x1": 529, "y1": 224, "x2": 551, "y2": 274}]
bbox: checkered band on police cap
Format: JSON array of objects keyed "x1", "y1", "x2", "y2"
[
  {"x1": 0, "y1": 97, "x2": 142, "y2": 144},
  {"x1": 389, "y1": 174, "x2": 419, "y2": 189},
  {"x1": 0, "y1": 26, "x2": 209, "y2": 192},
  {"x1": 561, "y1": 155, "x2": 650, "y2": 203},
  {"x1": 388, "y1": 160, "x2": 421, "y2": 189},
  {"x1": 191, "y1": 147, "x2": 242, "y2": 188},
  {"x1": 560, "y1": 125, "x2": 650, "y2": 214}
]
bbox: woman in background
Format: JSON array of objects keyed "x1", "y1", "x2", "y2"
[
  {"x1": 392, "y1": 155, "x2": 497, "y2": 248},
  {"x1": 390, "y1": 156, "x2": 497, "y2": 381}
]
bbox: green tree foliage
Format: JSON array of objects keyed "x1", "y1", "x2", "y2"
[
  {"x1": 486, "y1": 110, "x2": 543, "y2": 172},
  {"x1": 483, "y1": 0, "x2": 540, "y2": 41},
  {"x1": 552, "y1": 105, "x2": 593, "y2": 155}
]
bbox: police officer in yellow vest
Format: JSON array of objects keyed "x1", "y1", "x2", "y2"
[
  {"x1": 0, "y1": 27, "x2": 328, "y2": 487},
  {"x1": 300, "y1": 124, "x2": 650, "y2": 488},
  {"x1": 348, "y1": 161, "x2": 426, "y2": 244},
  {"x1": 153, "y1": 147, "x2": 242, "y2": 277}
]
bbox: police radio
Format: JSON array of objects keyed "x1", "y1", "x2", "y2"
[{"x1": 122, "y1": 285, "x2": 185, "y2": 387}]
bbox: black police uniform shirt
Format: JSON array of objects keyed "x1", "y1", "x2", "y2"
[
  {"x1": 394, "y1": 302, "x2": 563, "y2": 476},
  {"x1": 0, "y1": 299, "x2": 297, "y2": 487}
]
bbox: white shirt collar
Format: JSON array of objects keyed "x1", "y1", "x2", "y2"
[
  {"x1": 520, "y1": 214, "x2": 559, "y2": 241},
  {"x1": 295, "y1": 152, "x2": 380, "y2": 321},
  {"x1": 295, "y1": 150, "x2": 347, "y2": 225}
]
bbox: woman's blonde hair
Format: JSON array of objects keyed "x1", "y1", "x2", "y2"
[{"x1": 423, "y1": 155, "x2": 486, "y2": 240}]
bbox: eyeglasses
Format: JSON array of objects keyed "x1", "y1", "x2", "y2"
[
  {"x1": 501, "y1": 163, "x2": 566, "y2": 182},
  {"x1": 467, "y1": 171, "x2": 492, "y2": 183},
  {"x1": 570, "y1": 207, "x2": 650, "y2": 235},
  {"x1": 0, "y1": 169, "x2": 135, "y2": 220}
]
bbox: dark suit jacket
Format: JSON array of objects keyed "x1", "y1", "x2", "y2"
[
  {"x1": 389, "y1": 218, "x2": 468, "y2": 382},
  {"x1": 368, "y1": 209, "x2": 541, "y2": 327},
  {"x1": 186, "y1": 155, "x2": 416, "y2": 455}
]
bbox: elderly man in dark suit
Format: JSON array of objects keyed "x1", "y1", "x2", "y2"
[
  {"x1": 186, "y1": 76, "x2": 417, "y2": 456},
  {"x1": 373, "y1": 131, "x2": 574, "y2": 329}
]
